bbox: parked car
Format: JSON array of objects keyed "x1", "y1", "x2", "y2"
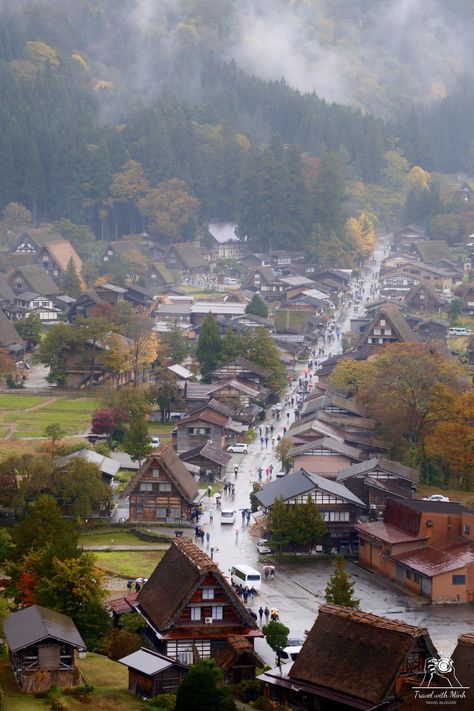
[
  {"x1": 423, "y1": 494, "x2": 450, "y2": 502},
  {"x1": 149, "y1": 436, "x2": 161, "y2": 447},
  {"x1": 227, "y1": 443, "x2": 248, "y2": 454},
  {"x1": 256, "y1": 539, "x2": 272, "y2": 554}
]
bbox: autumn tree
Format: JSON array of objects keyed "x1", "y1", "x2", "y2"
[
  {"x1": 426, "y1": 389, "x2": 474, "y2": 489},
  {"x1": 125, "y1": 316, "x2": 159, "y2": 385},
  {"x1": 355, "y1": 343, "x2": 464, "y2": 458},
  {"x1": 324, "y1": 556, "x2": 360, "y2": 609},
  {"x1": 138, "y1": 178, "x2": 200, "y2": 242},
  {"x1": 98, "y1": 334, "x2": 131, "y2": 388},
  {"x1": 329, "y1": 358, "x2": 374, "y2": 396},
  {"x1": 108, "y1": 160, "x2": 149, "y2": 234},
  {"x1": 38, "y1": 322, "x2": 83, "y2": 385},
  {"x1": 447, "y1": 297, "x2": 463, "y2": 324},
  {"x1": 276, "y1": 436, "x2": 294, "y2": 473},
  {"x1": 91, "y1": 406, "x2": 129, "y2": 438}
]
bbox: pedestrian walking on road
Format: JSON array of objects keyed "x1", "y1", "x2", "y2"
[
  {"x1": 270, "y1": 424, "x2": 274, "y2": 434},
  {"x1": 260, "y1": 436, "x2": 264, "y2": 447},
  {"x1": 241, "y1": 509, "x2": 245, "y2": 523},
  {"x1": 235, "y1": 526, "x2": 239, "y2": 542},
  {"x1": 206, "y1": 531, "x2": 210, "y2": 545},
  {"x1": 246, "y1": 510, "x2": 251, "y2": 524},
  {"x1": 234, "y1": 465, "x2": 238, "y2": 478},
  {"x1": 209, "y1": 510, "x2": 213, "y2": 523},
  {"x1": 264, "y1": 566, "x2": 269, "y2": 579},
  {"x1": 269, "y1": 464, "x2": 273, "y2": 476},
  {"x1": 271, "y1": 436, "x2": 275, "y2": 447},
  {"x1": 258, "y1": 606, "x2": 264, "y2": 623},
  {"x1": 265, "y1": 436, "x2": 268, "y2": 447},
  {"x1": 207, "y1": 485, "x2": 212, "y2": 498},
  {"x1": 264, "y1": 606, "x2": 270, "y2": 622}
]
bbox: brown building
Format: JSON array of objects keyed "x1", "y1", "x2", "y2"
[
  {"x1": 124, "y1": 446, "x2": 199, "y2": 524},
  {"x1": 356, "y1": 499, "x2": 474, "y2": 603},
  {"x1": 255, "y1": 469, "x2": 366, "y2": 549},
  {"x1": 179, "y1": 442, "x2": 232, "y2": 481},
  {"x1": 403, "y1": 282, "x2": 444, "y2": 314},
  {"x1": 260, "y1": 603, "x2": 438, "y2": 710},
  {"x1": 289, "y1": 437, "x2": 362, "y2": 479},
  {"x1": 450, "y1": 634, "x2": 474, "y2": 710},
  {"x1": 4, "y1": 605, "x2": 85, "y2": 693},
  {"x1": 135, "y1": 537, "x2": 263, "y2": 674},
  {"x1": 357, "y1": 303, "x2": 419, "y2": 348},
  {"x1": 337, "y1": 458, "x2": 419, "y2": 515},
  {"x1": 119, "y1": 647, "x2": 189, "y2": 697}
]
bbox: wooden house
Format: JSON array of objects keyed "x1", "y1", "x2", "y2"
[
  {"x1": 217, "y1": 635, "x2": 265, "y2": 684},
  {"x1": 337, "y1": 458, "x2": 419, "y2": 516},
  {"x1": 8, "y1": 264, "x2": 60, "y2": 297},
  {"x1": 462, "y1": 286, "x2": 474, "y2": 315},
  {"x1": 393, "y1": 223, "x2": 430, "y2": 251},
  {"x1": 179, "y1": 442, "x2": 232, "y2": 481},
  {"x1": 135, "y1": 537, "x2": 263, "y2": 669},
  {"x1": 119, "y1": 647, "x2": 189, "y2": 697},
  {"x1": 124, "y1": 446, "x2": 199, "y2": 524},
  {"x1": 260, "y1": 604, "x2": 438, "y2": 710},
  {"x1": 403, "y1": 282, "x2": 445, "y2": 314},
  {"x1": 203, "y1": 222, "x2": 246, "y2": 260},
  {"x1": 164, "y1": 243, "x2": 207, "y2": 273},
  {"x1": 3, "y1": 605, "x2": 85, "y2": 693},
  {"x1": 242, "y1": 267, "x2": 286, "y2": 299},
  {"x1": 175, "y1": 407, "x2": 229, "y2": 454},
  {"x1": 357, "y1": 303, "x2": 418, "y2": 348},
  {"x1": 209, "y1": 357, "x2": 269, "y2": 390},
  {"x1": 255, "y1": 469, "x2": 366, "y2": 549},
  {"x1": 0, "y1": 309, "x2": 25, "y2": 356},
  {"x1": 415, "y1": 318, "x2": 449, "y2": 345},
  {"x1": 288, "y1": 438, "x2": 362, "y2": 479},
  {"x1": 33, "y1": 238, "x2": 83, "y2": 286},
  {"x1": 450, "y1": 634, "x2": 474, "y2": 709}
]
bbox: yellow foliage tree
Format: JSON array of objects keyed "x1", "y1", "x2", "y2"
[
  {"x1": 407, "y1": 165, "x2": 431, "y2": 191},
  {"x1": 26, "y1": 41, "x2": 59, "y2": 68}
]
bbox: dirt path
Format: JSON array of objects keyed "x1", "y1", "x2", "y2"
[{"x1": 24, "y1": 396, "x2": 59, "y2": 412}]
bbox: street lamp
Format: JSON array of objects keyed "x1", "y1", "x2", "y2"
[{"x1": 210, "y1": 547, "x2": 219, "y2": 561}]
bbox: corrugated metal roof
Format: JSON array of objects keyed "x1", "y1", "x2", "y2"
[
  {"x1": 119, "y1": 647, "x2": 185, "y2": 675},
  {"x1": 4, "y1": 605, "x2": 86, "y2": 652},
  {"x1": 255, "y1": 469, "x2": 365, "y2": 509}
]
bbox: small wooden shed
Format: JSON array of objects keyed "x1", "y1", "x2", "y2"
[
  {"x1": 119, "y1": 647, "x2": 189, "y2": 697},
  {"x1": 3, "y1": 605, "x2": 86, "y2": 693}
]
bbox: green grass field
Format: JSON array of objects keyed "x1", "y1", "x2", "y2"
[
  {"x1": 80, "y1": 530, "x2": 168, "y2": 547},
  {"x1": 0, "y1": 394, "x2": 100, "y2": 437},
  {"x1": 0, "y1": 654, "x2": 146, "y2": 711},
  {"x1": 93, "y1": 550, "x2": 165, "y2": 578}
]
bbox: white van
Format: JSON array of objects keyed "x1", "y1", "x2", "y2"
[
  {"x1": 230, "y1": 564, "x2": 262, "y2": 590},
  {"x1": 220, "y1": 508, "x2": 236, "y2": 525},
  {"x1": 448, "y1": 327, "x2": 471, "y2": 336}
]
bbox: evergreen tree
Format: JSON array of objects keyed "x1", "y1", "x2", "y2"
[
  {"x1": 196, "y1": 314, "x2": 222, "y2": 379},
  {"x1": 324, "y1": 556, "x2": 360, "y2": 609},
  {"x1": 245, "y1": 294, "x2": 268, "y2": 318},
  {"x1": 62, "y1": 257, "x2": 82, "y2": 299},
  {"x1": 123, "y1": 415, "x2": 152, "y2": 466},
  {"x1": 175, "y1": 659, "x2": 236, "y2": 711},
  {"x1": 246, "y1": 328, "x2": 286, "y2": 394}
]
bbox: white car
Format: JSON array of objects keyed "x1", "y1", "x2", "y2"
[
  {"x1": 423, "y1": 494, "x2": 450, "y2": 502},
  {"x1": 220, "y1": 508, "x2": 236, "y2": 524},
  {"x1": 149, "y1": 436, "x2": 161, "y2": 447},
  {"x1": 227, "y1": 443, "x2": 248, "y2": 454},
  {"x1": 256, "y1": 539, "x2": 272, "y2": 554}
]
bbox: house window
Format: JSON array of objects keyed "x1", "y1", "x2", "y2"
[
  {"x1": 380, "y1": 319, "x2": 386, "y2": 326},
  {"x1": 140, "y1": 482, "x2": 153, "y2": 492},
  {"x1": 212, "y1": 606, "x2": 223, "y2": 620},
  {"x1": 190, "y1": 607, "x2": 201, "y2": 621},
  {"x1": 155, "y1": 507, "x2": 166, "y2": 519},
  {"x1": 464, "y1": 524, "x2": 471, "y2": 535},
  {"x1": 414, "y1": 573, "x2": 421, "y2": 583},
  {"x1": 406, "y1": 570, "x2": 412, "y2": 580},
  {"x1": 202, "y1": 588, "x2": 214, "y2": 600},
  {"x1": 152, "y1": 468, "x2": 160, "y2": 477},
  {"x1": 159, "y1": 482, "x2": 172, "y2": 493},
  {"x1": 384, "y1": 328, "x2": 392, "y2": 336},
  {"x1": 136, "y1": 503, "x2": 143, "y2": 514},
  {"x1": 170, "y1": 507, "x2": 181, "y2": 519},
  {"x1": 452, "y1": 575, "x2": 466, "y2": 586},
  {"x1": 373, "y1": 328, "x2": 381, "y2": 336}
]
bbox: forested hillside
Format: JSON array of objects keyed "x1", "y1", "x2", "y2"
[{"x1": 1, "y1": 0, "x2": 474, "y2": 250}]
